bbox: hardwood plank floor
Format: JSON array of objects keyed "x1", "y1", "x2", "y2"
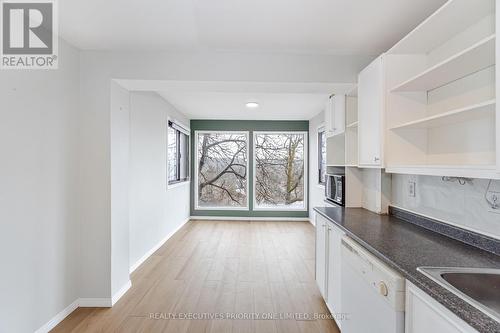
[{"x1": 51, "y1": 221, "x2": 340, "y2": 333}]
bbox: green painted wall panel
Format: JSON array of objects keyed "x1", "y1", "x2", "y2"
[{"x1": 190, "y1": 120, "x2": 309, "y2": 218}]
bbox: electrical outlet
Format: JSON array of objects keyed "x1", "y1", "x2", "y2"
[{"x1": 408, "y1": 181, "x2": 416, "y2": 198}]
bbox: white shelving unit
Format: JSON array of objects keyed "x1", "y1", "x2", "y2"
[
  {"x1": 326, "y1": 134, "x2": 345, "y2": 167},
  {"x1": 391, "y1": 34, "x2": 495, "y2": 92},
  {"x1": 384, "y1": 0, "x2": 499, "y2": 179},
  {"x1": 390, "y1": 100, "x2": 495, "y2": 130},
  {"x1": 388, "y1": 0, "x2": 495, "y2": 55},
  {"x1": 386, "y1": 165, "x2": 498, "y2": 180},
  {"x1": 345, "y1": 96, "x2": 359, "y2": 167},
  {"x1": 325, "y1": 92, "x2": 363, "y2": 208},
  {"x1": 326, "y1": 95, "x2": 359, "y2": 167}
]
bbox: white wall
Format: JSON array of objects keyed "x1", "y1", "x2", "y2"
[
  {"x1": 309, "y1": 111, "x2": 326, "y2": 224},
  {"x1": 361, "y1": 169, "x2": 391, "y2": 214},
  {"x1": 129, "y1": 92, "x2": 190, "y2": 270},
  {"x1": 0, "y1": 39, "x2": 81, "y2": 333},
  {"x1": 392, "y1": 174, "x2": 500, "y2": 239},
  {"x1": 110, "y1": 82, "x2": 131, "y2": 297}
]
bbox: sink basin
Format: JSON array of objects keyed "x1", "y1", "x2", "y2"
[{"x1": 418, "y1": 267, "x2": 500, "y2": 323}]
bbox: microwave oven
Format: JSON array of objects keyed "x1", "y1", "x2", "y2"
[{"x1": 325, "y1": 174, "x2": 345, "y2": 206}]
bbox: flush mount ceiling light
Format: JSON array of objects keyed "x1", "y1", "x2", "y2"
[{"x1": 245, "y1": 102, "x2": 259, "y2": 109}]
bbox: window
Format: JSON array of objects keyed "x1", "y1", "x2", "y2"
[
  {"x1": 318, "y1": 127, "x2": 327, "y2": 185},
  {"x1": 254, "y1": 132, "x2": 307, "y2": 210},
  {"x1": 168, "y1": 121, "x2": 189, "y2": 185},
  {"x1": 195, "y1": 131, "x2": 249, "y2": 209}
]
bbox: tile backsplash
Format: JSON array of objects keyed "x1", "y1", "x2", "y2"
[{"x1": 392, "y1": 174, "x2": 500, "y2": 239}]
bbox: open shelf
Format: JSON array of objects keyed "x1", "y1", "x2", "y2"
[
  {"x1": 390, "y1": 100, "x2": 495, "y2": 130},
  {"x1": 384, "y1": 0, "x2": 497, "y2": 180},
  {"x1": 346, "y1": 121, "x2": 358, "y2": 128},
  {"x1": 391, "y1": 34, "x2": 495, "y2": 92},
  {"x1": 386, "y1": 164, "x2": 500, "y2": 180},
  {"x1": 388, "y1": 0, "x2": 495, "y2": 54}
]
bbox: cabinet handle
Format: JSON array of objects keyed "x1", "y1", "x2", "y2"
[
  {"x1": 374, "y1": 157, "x2": 380, "y2": 162},
  {"x1": 378, "y1": 281, "x2": 389, "y2": 296}
]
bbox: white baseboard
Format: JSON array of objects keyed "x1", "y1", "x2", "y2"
[
  {"x1": 35, "y1": 296, "x2": 113, "y2": 333},
  {"x1": 35, "y1": 213, "x2": 184, "y2": 333},
  {"x1": 34, "y1": 299, "x2": 79, "y2": 333},
  {"x1": 129, "y1": 216, "x2": 190, "y2": 274},
  {"x1": 112, "y1": 280, "x2": 132, "y2": 305},
  {"x1": 190, "y1": 216, "x2": 310, "y2": 222},
  {"x1": 78, "y1": 298, "x2": 112, "y2": 307}
]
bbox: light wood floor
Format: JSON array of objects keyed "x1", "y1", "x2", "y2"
[{"x1": 52, "y1": 220, "x2": 340, "y2": 333}]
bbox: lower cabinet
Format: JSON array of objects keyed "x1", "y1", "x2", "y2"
[
  {"x1": 315, "y1": 215, "x2": 327, "y2": 298},
  {"x1": 315, "y1": 214, "x2": 344, "y2": 328},
  {"x1": 405, "y1": 281, "x2": 478, "y2": 333}
]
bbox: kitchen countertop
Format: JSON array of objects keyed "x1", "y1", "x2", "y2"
[{"x1": 314, "y1": 206, "x2": 500, "y2": 333}]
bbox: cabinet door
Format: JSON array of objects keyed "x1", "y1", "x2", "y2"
[
  {"x1": 333, "y1": 95, "x2": 346, "y2": 135},
  {"x1": 326, "y1": 224, "x2": 344, "y2": 326},
  {"x1": 325, "y1": 97, "x2": 334, "y2": 136},
  {"x1": 315, "y1": 215, "x2": 328, "y2": 298},
  {"x1": 358, "y1": 56, "x2": 384, "y2": 167},
  {"x1": 406, "y1": 282, "x2": 477, "y2": 333}
]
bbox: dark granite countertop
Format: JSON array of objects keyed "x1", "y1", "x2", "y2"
[{"x1": 314, "y1": 206, "x2": 500, "y2": 333}]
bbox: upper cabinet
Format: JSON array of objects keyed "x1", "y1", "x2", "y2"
[
  {"x1": 383, "y1": 0, "x2": 499, "y2": 179},
  {"x1": 325, "y1": 91, "x2": 359, "y2": 168},
  {"x1": 325, "y1": 94, "x2": 346, "y2": 138},
  {"x1": 358, "y1": 56, "x2": 385, "y2": 167}
]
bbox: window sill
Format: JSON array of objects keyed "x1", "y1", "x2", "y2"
[
  {"x1": 194, "y1": 206, "x2": 250, "y2": 211},
  {"x1": 167, "y1": 180, "x2": 190, "y2": 190},
  {"x1": 253, "y1": 206, "x2": 308, "y2": 212}
]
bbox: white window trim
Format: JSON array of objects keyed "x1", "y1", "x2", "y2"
[
  {"x1": 168, "y1": 180, "x2": 191, "y2": 189},
  {"x1": 167, "y1": 118, "x2": 191, "y2": 190},
  {"x1": 252, "y1": 131, "x2": 308, "y2": 212},
  {"x1": 317, "y1": 124, "x2": 326, "y2": 187},
  {"x1": 194, "y1": 130, "x2": 250, "y2": 211}
]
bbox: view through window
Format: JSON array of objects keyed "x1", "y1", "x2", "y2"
[
  {"x1": 196, "y1": 132, "x2": 248, "y2": 208},
  {"x1": 168, "y1": 121, "x2": 189, "y2": 185},
  {"x1": 254, "y1": 132, "x2": 306, "y2": 210},
  {"x1": 318, "y1": 128, "x2": 326, "y2": 185}
]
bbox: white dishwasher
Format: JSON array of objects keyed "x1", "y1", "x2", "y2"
[{"x1": 341, "y1": 236, "x2": 405, "y2": 333}]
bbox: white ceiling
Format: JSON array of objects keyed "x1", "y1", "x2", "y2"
[
  {"x1": 88, "y1": 1, "x2": 447, "y2": 120},
  {"x1": 60, "y1": 0, "x2": 446, "y2": 54},
  {"x1": 158, "y1": 91, "x2": 328, "y2": 120},
  {"x1": 131, "y1": 80, "x2": 355, "y2": 120}
]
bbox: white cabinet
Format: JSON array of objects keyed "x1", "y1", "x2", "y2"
[
  {"x1": 315, "y1": 214, "x2": 344, "y2": 328},
  {"x1": 326, "y1": 222, "x2": 343, "y2": 323},
  {"x1": 358, "y1": 55, "x2": 384, "y2": 167},
  {"x1": 325, "y1": 95, "x2": 346, "y2": 138},
  {"x1": 405, "y1": 281, "x2": 478, "y2": 333},
  {"x1": 383, "y1": 0, "x2": 498, "y2": 179},
  {"x1": 315, "y1": 215, "x2": 327, "y2": 298}
]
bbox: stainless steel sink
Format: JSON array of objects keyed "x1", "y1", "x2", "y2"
[{"x1": 417, "y1": 267, "x2": 500, "y2": 323}]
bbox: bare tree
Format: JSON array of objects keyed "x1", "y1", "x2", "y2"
[
  {"x1": 197, "y1": 133, "x2": 248, "y2": 207},
  {"x1": 255, "y1": 133, "x2": 305, "y2": 208}
]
